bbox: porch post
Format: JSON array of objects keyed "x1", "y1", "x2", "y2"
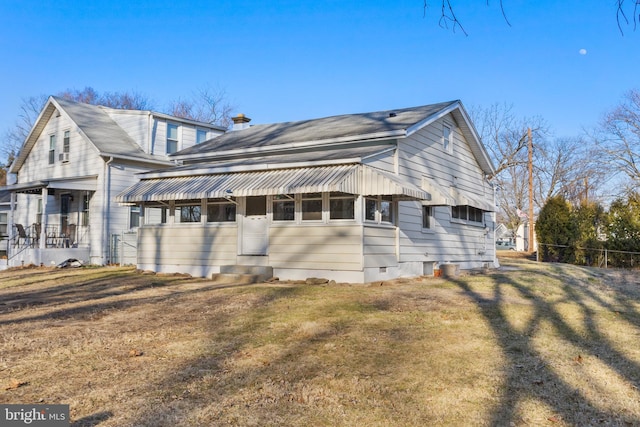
[{"x1": 40, "y1": 187, "x2": 47, "y2": 249}]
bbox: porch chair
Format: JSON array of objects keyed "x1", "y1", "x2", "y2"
[
  {"x1": 66, "y1": 224, "x2": 77, "y2": 248},
  {"x1": 13, "y1": 224, "x2": 27, "y2": 247},
  {"x1": 32, "y1": 223, "x2": 41, "y2": 247}
]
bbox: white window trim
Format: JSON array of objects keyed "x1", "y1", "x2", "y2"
[{"x1": 443, "y1": 123, "x2": 453, "y2": 154}]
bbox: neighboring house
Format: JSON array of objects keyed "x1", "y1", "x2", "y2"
[
  {"x1": 5, "y1": 96, "x2": 226, "y2": 267},
  {"x1": 117, "y1": 100, "x2": 497, "y2": 282},
  {"x1": 0, "y1": 188, "x2": 10, "y2": 268}
]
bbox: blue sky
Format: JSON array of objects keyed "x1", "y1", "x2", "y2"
[{"x1": 1, "y1": 0, "x2": 638, "y2": 140}]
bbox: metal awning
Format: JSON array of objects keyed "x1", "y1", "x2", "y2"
[
  {"x1": 421, "y1": 180, "x2": 495, "y2": 212},
  {"x1": 6, "y1": 176, "x2": 98, "y2": 194},
  {"x1": 116, "y1": 164, "x2": 431, "y2": 203}
]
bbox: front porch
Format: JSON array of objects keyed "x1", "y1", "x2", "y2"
[{"x1": 7, "y1": 223, "x2": 91, "y2": 267}]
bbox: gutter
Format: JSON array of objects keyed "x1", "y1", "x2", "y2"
[{"x1": 103, "y1": 156, "x2": 114, "y2": 264}]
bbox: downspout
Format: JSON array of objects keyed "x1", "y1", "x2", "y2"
[{"x1": 103, "y1": 156, "x2": 114, "y2": 264}]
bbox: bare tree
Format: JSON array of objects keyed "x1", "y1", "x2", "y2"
[
  {"x1": 471, "y1": 103, "x2": 548, "y2": 230},
  {"x1": 596, "y1": 89, "x2": 640, "y2": 185},
  {"x1": 167, "y1": 86, "x2": 235, "y2": 128},
  {"x1": 424, "y1": 0, "x2": 639, "y2": 35}
]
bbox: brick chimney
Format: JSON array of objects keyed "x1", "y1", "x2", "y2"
[{"x1": 231, "y1": 113, "x2": 251, "y2": 131}]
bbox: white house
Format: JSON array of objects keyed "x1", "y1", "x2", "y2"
[
  {"x1": 117, "y1": 100, "x2": 497, "y2": 282},
  {"x1": 5, "y1": 96, "x2": 226, "y2": 267}
]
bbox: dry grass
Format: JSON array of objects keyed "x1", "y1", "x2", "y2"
[{"x1": 0, "y1": 260, "x2": 639, "y2": 426}]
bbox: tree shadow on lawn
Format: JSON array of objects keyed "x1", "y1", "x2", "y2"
[
  {"x1": 453, "y1": 268, "x2": 640, "y2": 426},
  {"x1": 0, "y1": 273, "x2": 257, "y2": 327}
]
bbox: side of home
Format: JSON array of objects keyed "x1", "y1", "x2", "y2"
[
  {"x1": 5, "y1": 96, "x2": 225, "y2": 267},
  {"x1": 117, "y1": 101, "x2": 497, "y2": 282}
]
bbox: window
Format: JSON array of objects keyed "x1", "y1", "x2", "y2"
[
  {"x1": 130, "y1": 206, "x2": 140, "y2": 228},
  {"x1": 36, "y1": 199, "x2": 43, "y2": 225},
  {"x1": 176, "y1": 201, "x2": 201, "y2": 223},
  {"x1": 82, "y1": 193, "x2": 90, "y2": 226},
  {"x1": 0, "y1": 212, "x2": 7, "y2": 237},
  {"x1": 380, "y1": 196, "x2": 393, "y2": 223},
  {"x1": 365, "y1": 198, "x2": 377, "y2": 221},
  {"x1": 196, "y1": 129, "x2": 208, "y2": 144},
  {"x1": 63, "y1": 131, "x2": 70, "y2": 153},
  {"x1": 422, "y1": 205, "x2": 432, "y2": 229},
  {"x1": 451, "y1": 205, "x2": 484, "y2": 224},
  {"x1": 145, "y1": 204, "x2": 168, "y2": 225},
  {"x1": 167, "y1": 123, "x2": 179, "y2": 154},
  {"x1": 365, "y1": 196, "x2": 395, "y2": 224},
  {"x1": 273, "y1": 194, "x2": 294, "y2": 221},
  {"x1": 443, "y1": 124, "x2": 452, "y2": 153},
  {"x1": 48, "y1": 135, "x2": 56, "y2": 164},
  {"x1": 301, "y1": 193, "x2": 322, "y2": 221},
  {"x1": 207, "y1": 199, "x2": 236, "y2": 222},
  {"x1": 329, "y1": 192, "x2": 355, "y2": 220}
]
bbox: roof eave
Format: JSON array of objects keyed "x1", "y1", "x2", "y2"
[{"x1": 170, "y1": 129, "x2": 407, "y2": 162}]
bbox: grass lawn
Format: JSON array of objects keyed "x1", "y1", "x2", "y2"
[{"x1": 1, "y1": 259, "x2": 639, "y2": 426}]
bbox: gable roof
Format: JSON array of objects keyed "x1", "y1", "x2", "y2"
[
  {"x1": 9, "y1": 96, "x2": 223, "y2": 173},
  {"x1": 172, "y1": 100, "x2": 496, "y2": 176}
]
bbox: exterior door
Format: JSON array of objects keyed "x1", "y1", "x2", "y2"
[
  {"x1": 242, "y1": 196, "x2": 268, "y2": 255},
  {"x1": 60, "y1": 194, "x2": 72, "y2": 235}
]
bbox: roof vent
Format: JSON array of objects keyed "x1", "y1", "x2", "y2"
[
  {"x1": 388, "y1": 112, "x2": 397, "y2": 118},
  {"x1": 231, "y1": 113, "x2": 251, "y2": 131}
]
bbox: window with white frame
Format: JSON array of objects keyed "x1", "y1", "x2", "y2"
[
  {"x1": 167, "y1": 123, "x2": 179, "y2": 154},
  {"x1": 329, "y1": 192, "x2": 355, "y2": 220},
  {"x1": 82, "y1": 193, "x2": 90, "y2": 226},
  {"x1": 451, "y1": 205, "x2": 484, "y2": 224},
  {"x1": 48, "y1": 135, "x2": 56, "y2": 164},
  {"x1": 422, "y1": 205, "x2": 433, "y2": 229},
  {"x1": 443, "y1": 124, "x2": 453, "y2": 153},
  {"x1": 176, "y1": 200, "x2": 201, "y2": 223},
  {"x1": 196, "y1": 129, "x2": 208, "y2": 144},
  {"x1": 145, "y1": 203, "x2": 168, "y2": 225},
  {"x1": 272, "y1": 194, "x2": 295, "y2": 221},
  {"x1": 301, "y1": 193, "x2": 322, "y2": 221},
  {"x1": 36, "y1": 199, "x2": 43, "y2": 225},
  {"x1": 365, "y1": 196, "x2": 395, "y2": 224},
  {"x1": 130, "y1": 206, "x2": 140, "y2": 228},
  {"x1": 63, "y1": 130, "x2": 70, "y2": 156},
  {"x1": 207, "y1": 198, "x2": 236, "y2": 222},
  {"x1": 0, "y1": 212, "x2": 7, "y2": 237}
]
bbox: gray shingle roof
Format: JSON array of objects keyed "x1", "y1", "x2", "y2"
[
  {"x1": 52, "y1": 97, "x2": 159, "y2": 161},
  {"x1": 175, "y1": 101, "x2": 457, "y2": 157}
]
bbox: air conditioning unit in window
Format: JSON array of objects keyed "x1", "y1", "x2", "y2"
[{"x1": 59, "y1": 152, "x2": 70, "y2": 163}]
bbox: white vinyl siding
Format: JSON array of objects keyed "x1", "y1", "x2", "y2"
[
  {"x1": 363, "y1": 226, "x2": 397, "y2": 268},
  {"x1": 396, "y1": 115, "x2": 495, "y2": 264},
  {"x1": 269, "y1": 225, "x2": 362, "y2": 270}
]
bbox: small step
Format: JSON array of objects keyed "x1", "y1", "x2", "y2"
[
  {"x1": 212, "y1": 265, "x2": 274, "y2": 284},
  {"x1": 210, "y1": 273, "x2": 271, "y2": 284}
]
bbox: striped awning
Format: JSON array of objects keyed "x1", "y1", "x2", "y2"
[{"x1": 116, "y1": 164, "x2": 431, "y2": 203}]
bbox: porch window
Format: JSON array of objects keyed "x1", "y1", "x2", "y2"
[
  {"x1": 207, "y1": 198, "x2": 236, "y2": 222},
  {"x1": 129, "y1": 206, "x2": 140, "y2": 228},
  {"x1": 176, "y1": 200, "x2": 202, "y2": 223},
  {"x1": 365, "y1": 196, "x2": 395, "y2": 224},
  {"x1": 273, "y1": 194, "x2": 294, "y2": 221},
  {"x1": 36, "y1": 199, "x2": 43, "y2": 225},
  {"x1": 82, "y1": 193, "x2": 90, "y2": 226},
  {"x1": 48, "y1": 135, "x2": 56, "y2": 165},
  {"x1": 145, "y1": 203, "x2": 168, "y2": 225},
  {"x1": 329, "y1": 192, "x2": 355, "y2": 220},
  {"x1": 167, "y1": 123, "x2": 179, "y2": 154},
  {"x1": 301, "y1": 193, "x2": 322, "y2": 221},
  {"x1": 0, "y1": 212, "x2": 7, "y2": 237}
]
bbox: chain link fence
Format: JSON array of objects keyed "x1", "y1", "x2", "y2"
[{"x1": 537, "y1": 243, "x2": 640, "y2": 269}]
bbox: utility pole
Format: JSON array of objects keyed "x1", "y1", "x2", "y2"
[{"x1": 528, "y1": 127, "x2": 534, "y2": 253}]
